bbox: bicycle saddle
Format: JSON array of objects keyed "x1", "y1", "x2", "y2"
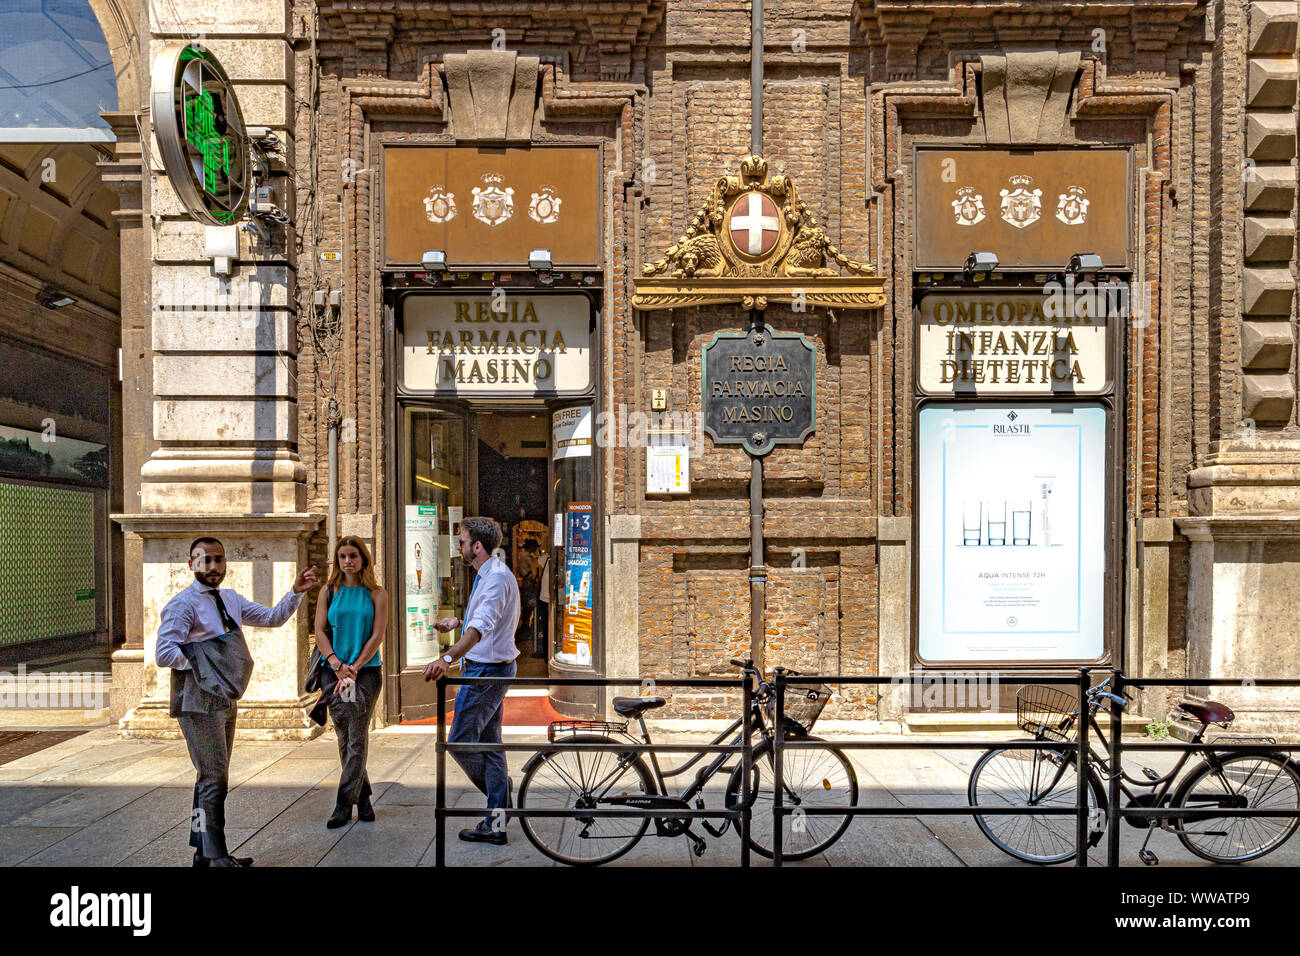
[
  {"x1": 1177, "y1": 700, "x2": 1234, "y2": 725},
  {"x1": 612, "y1": 696, "x2": 666, "y2": 718}
]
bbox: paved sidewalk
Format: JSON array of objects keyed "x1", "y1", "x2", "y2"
[{"x1": 0, "y1": 726, "x2": 1295, "y2": 867}]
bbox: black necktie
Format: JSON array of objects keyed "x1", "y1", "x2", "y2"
[{"x1": 208, "y1": 589, "x2": 238, "y2": 633}]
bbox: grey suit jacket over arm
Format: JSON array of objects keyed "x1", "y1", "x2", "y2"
[{"x1": 170, "y1": 630, "x2": 255, "y2": 717}]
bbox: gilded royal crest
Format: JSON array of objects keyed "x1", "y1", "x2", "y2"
[
  {"x1": 999, "y1": 175, "x2": 1043, "y2": 229},
  {"x1": 1056, "y1": 185, "x2": 1089, "y2": 226},
  {"x1": 471, "y1": 173, "x2": 514, "y2": 226},
  {"x1": 423, "y1": 186, "x2": 457, "y2": 224},
  {"x1": 952, "y1": 186, "x2": 986, "y2": 226},
  {"x1": 528, "y1": 185, "x2": 562, "y2": 224},
  {"x1": 633, "y1": 155, "x2": 885, "y2": 312}
]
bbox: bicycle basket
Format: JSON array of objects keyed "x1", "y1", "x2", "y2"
[
  {"x1": 766, "y1": 684, "x2": 833, "y2": 736},
  {"x1": 1015, "y1": 685, "x2": 1078, "y2": 742},
  {"x1": 547, "y1": 719, "x2": 628, "y2": 742}
]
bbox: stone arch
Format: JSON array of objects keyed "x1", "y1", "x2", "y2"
[{"x1": 85, "y1": 0, "x2": 144, "y2": 115}]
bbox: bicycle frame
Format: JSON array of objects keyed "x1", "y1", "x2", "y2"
[
  {"x1": 1028, "y1": 706, "x2": 1214, "y2": 823},
  {"x1": 632, "y1": 699, "x2": 772, "y2": 806}
]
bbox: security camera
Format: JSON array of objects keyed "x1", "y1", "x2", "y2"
[
  {"x1": 962, "y1": 251, "x2": 999, "y2": 277},
  {"x1": 1067, "y1": 253, "x2": 1104, "y2": 274}
]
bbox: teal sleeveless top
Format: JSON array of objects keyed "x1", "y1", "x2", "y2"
[{"x1": 327, "y1": 585, "x2": 381, "y2": 668}]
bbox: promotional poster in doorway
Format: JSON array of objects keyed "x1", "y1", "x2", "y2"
[
  {"x1": 404, "y1": 504, "x2": 439, "y2": 667},
  {"x1": 916, "y1": 403, "x2": 1106, "y2": 661},
  {"x1": 560, "y1": 502, "x2": 593, "y2": 665}
]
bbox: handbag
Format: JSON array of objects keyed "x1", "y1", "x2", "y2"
[{"x1": 304, "y1": 585, "x2": 334, "y2": 694}]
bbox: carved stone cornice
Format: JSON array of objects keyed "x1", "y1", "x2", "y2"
[
  {"x1": 98, "y1": 110, "x2": 144, "y2": 228},
  {"x1": 634, "y1": 156, "x2": 886, "y2": 312},
  {"x1": 316, "y1": 1, "x2": 665, "y2": 81},
  {"x1": 853, "y1": 1, "x2": 1209, "y2": 81}
]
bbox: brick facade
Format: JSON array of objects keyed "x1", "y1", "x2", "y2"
[{"x1": 101, "y1": 0, "x2": 1300, "y2": 733}]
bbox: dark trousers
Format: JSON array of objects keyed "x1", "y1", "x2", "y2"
[
  {"x1": 178, "y1": 704, "x2": 238, "y2": 859},
  {"x1": 320, "y1": 666, "x2": 382, "y2": 808},
  {"x1": 449, "y1": 659, "x2": 516, "y2": 826}
]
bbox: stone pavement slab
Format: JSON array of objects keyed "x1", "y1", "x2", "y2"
[{"x1": 3, "y1": 728, "x2": 1299, "y2": 867}]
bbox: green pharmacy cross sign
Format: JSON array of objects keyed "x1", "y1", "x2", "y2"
[{"x1": 151, "y1": 43, "x2": 251, "y2": 225}]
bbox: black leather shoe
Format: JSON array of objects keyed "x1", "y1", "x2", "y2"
[
  {"x1": 327, "y1": 805, "x2": 353, "y2": 829},
  {"x1": 196, "y1": 852, "x2": 253, "y2": 867},
  {"x1": 357, "y1": 793, "x2": 375, "y2": 823},
  {"x1": 209, "y1": 855, "x2": 245, "y2": 867},
  {"x1": 458, "y1": 822, "x2": 507, "y2": 845},
  {"x1": 192, "y1": 851, "x2": 209, "y2": 868}
]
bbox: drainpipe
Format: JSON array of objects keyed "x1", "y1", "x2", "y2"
[
  {"x1": 327, "y1": 397, "x2": 339, "y2": 561},
  {"x1": 749, "y1": 0, "x2": 766, "y2": 672},
  {"x1": 751, "y1": 0, "x2": 763, "y2": 155}
]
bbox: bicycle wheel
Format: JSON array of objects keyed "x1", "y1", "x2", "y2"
[
  {"x1": 725, "y1": 737, "x2": 858, "y2": 861},
  {"x1": 968, "y1": 743, "x2": 1106, "y2": 864},
  {"x1": 516, "y1": 735, "x2": 655, "y2": 866},
  {"x1": 1172, "y1": 751, "x2": 1300, "y2": 863}
]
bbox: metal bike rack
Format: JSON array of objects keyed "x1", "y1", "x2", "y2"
[
  {"x1": 772, "y1": 669, "x2": 1300, "y2": 868},
  {"x1": 771, "y1": 670, "x2": 1096, "y2": 868},
  {"x1": 434, "y1": 673, "x2": 756, "y2": 867}
]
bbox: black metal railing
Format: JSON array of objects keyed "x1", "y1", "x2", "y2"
[
  {"x1": 432, "y1": 667, "x2": 1300, "y2": 867},
  {"x1": 770, "y1": 670, "x2": 1096, "y2": 867},
  {"x1": 772, "y1": 669, "x2": 1300, "y2": 868},
  {"x1": 434, "y1": 672, "x2": 756, "y2": 867}
]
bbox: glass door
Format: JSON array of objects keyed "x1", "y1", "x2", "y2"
[{"x1": 397, "y1": 405, "x2": 469, "y2": 719}]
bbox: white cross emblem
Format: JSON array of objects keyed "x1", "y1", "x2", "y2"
[{"x1": 730, "y1": 192, "x2": 779, "y2": 256}]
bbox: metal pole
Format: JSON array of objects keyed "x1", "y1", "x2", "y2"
[
  {"x1": 751, "y1": 0, "x2": 763, "y2": 156},
  {"x1": 773, "y1": 667, "x2": 785, "y2": 867},
  {"x1": 1107, "y1": 669, "x2": 1125, "y2": 867},
  {"x1": 435, "y1": 675, "x2": 447, "y2": 868},
  {"x1": 1075, "y1": 666, "x2": 1090, "y2": 867},
  {"x1": 740, "y1": 670, "x2": 753, "y2": 868}
]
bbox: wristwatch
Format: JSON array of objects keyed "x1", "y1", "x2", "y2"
[{"x1": 442, "y1": 653, "x2": 455, "y2": 665}]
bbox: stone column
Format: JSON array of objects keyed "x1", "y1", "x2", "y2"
[
  {"x1": 1179, "y1": 2, "x2": 1300, "y2": 735},
  {"x1": 1180, "y1": 445, "x2": 1300, "y2": 735},
  {"x1": 603, "y1": 514, "x2": 642, "y2": 715},
  {"x1": 876, "y1": 517, "x2": 910, "y2": 731},
  {"x1": 113, "y1": 0, "x2": 322, "y2": 739}
]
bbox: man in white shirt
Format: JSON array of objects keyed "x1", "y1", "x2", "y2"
[
  {"x1": 425, "y1": 517, "x2": 520, "y2": 845},
  {"x1": 156, "y1": 536, "x2": 317, "y2": 867}
]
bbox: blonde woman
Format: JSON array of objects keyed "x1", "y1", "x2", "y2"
[{"x1": 314, "y1": 536, "x2": 387, "y2": 828}]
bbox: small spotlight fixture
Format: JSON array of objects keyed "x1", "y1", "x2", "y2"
[
  {"x1": 421, "y1": 250, "x2": 449, "y2": 272},
  {"x1": 528, "y1": 248, "x2": 553, "y2": 273},
  {"x1": 1066, "y1": 252, "x2": 1104, "y2": 275},
  {"x1": 38, "y1": 288, "x2": 77, "y2": 309},
  {"x1": 962, "y1": 251, "x2": 999, "y2": 279}
]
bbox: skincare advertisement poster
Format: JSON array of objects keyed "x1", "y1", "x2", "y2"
[
  {"x1": 404, "y1": 504, "x2": 439, "y2": 667},
  {"x1": 917, "y1": 403, "x2": 1106, "y2": 661}
]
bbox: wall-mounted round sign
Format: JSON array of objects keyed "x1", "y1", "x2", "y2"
[{"x1": 151, "y1": 43, "x2": 251, "y2": 225}]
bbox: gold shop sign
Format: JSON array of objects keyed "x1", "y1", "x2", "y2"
[
  {"x1": 383, "y1": 145, "x2": 601, "y2": 270},
  {"x1": 633, "y1": 155, "x2": 886, "y2": 311},
  {"x1": 915, "y1": 290, "x2": 1114, "y2": 396},
  {"x1": 401, "y1": 294, "x2": 592, "y2": 397},
  {"x1": 914, "y1": 147, "x2": 1131, "y2": 270}
]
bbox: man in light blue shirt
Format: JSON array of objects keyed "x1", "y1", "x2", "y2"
[{"x1": 425, "y1": 516, "x2": 520, "y2": 845}]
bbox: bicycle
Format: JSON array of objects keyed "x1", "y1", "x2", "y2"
[
  {"x1": 515, "y1": 659, "x2": 859, "y2": 865},
  {"x1": 968, "y1": 676, "x2": 1300, "y2": 865}
]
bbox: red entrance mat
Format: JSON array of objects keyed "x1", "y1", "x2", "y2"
[{"x1": 402, "y1": 693, "x2": 566, "y2": 728}]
